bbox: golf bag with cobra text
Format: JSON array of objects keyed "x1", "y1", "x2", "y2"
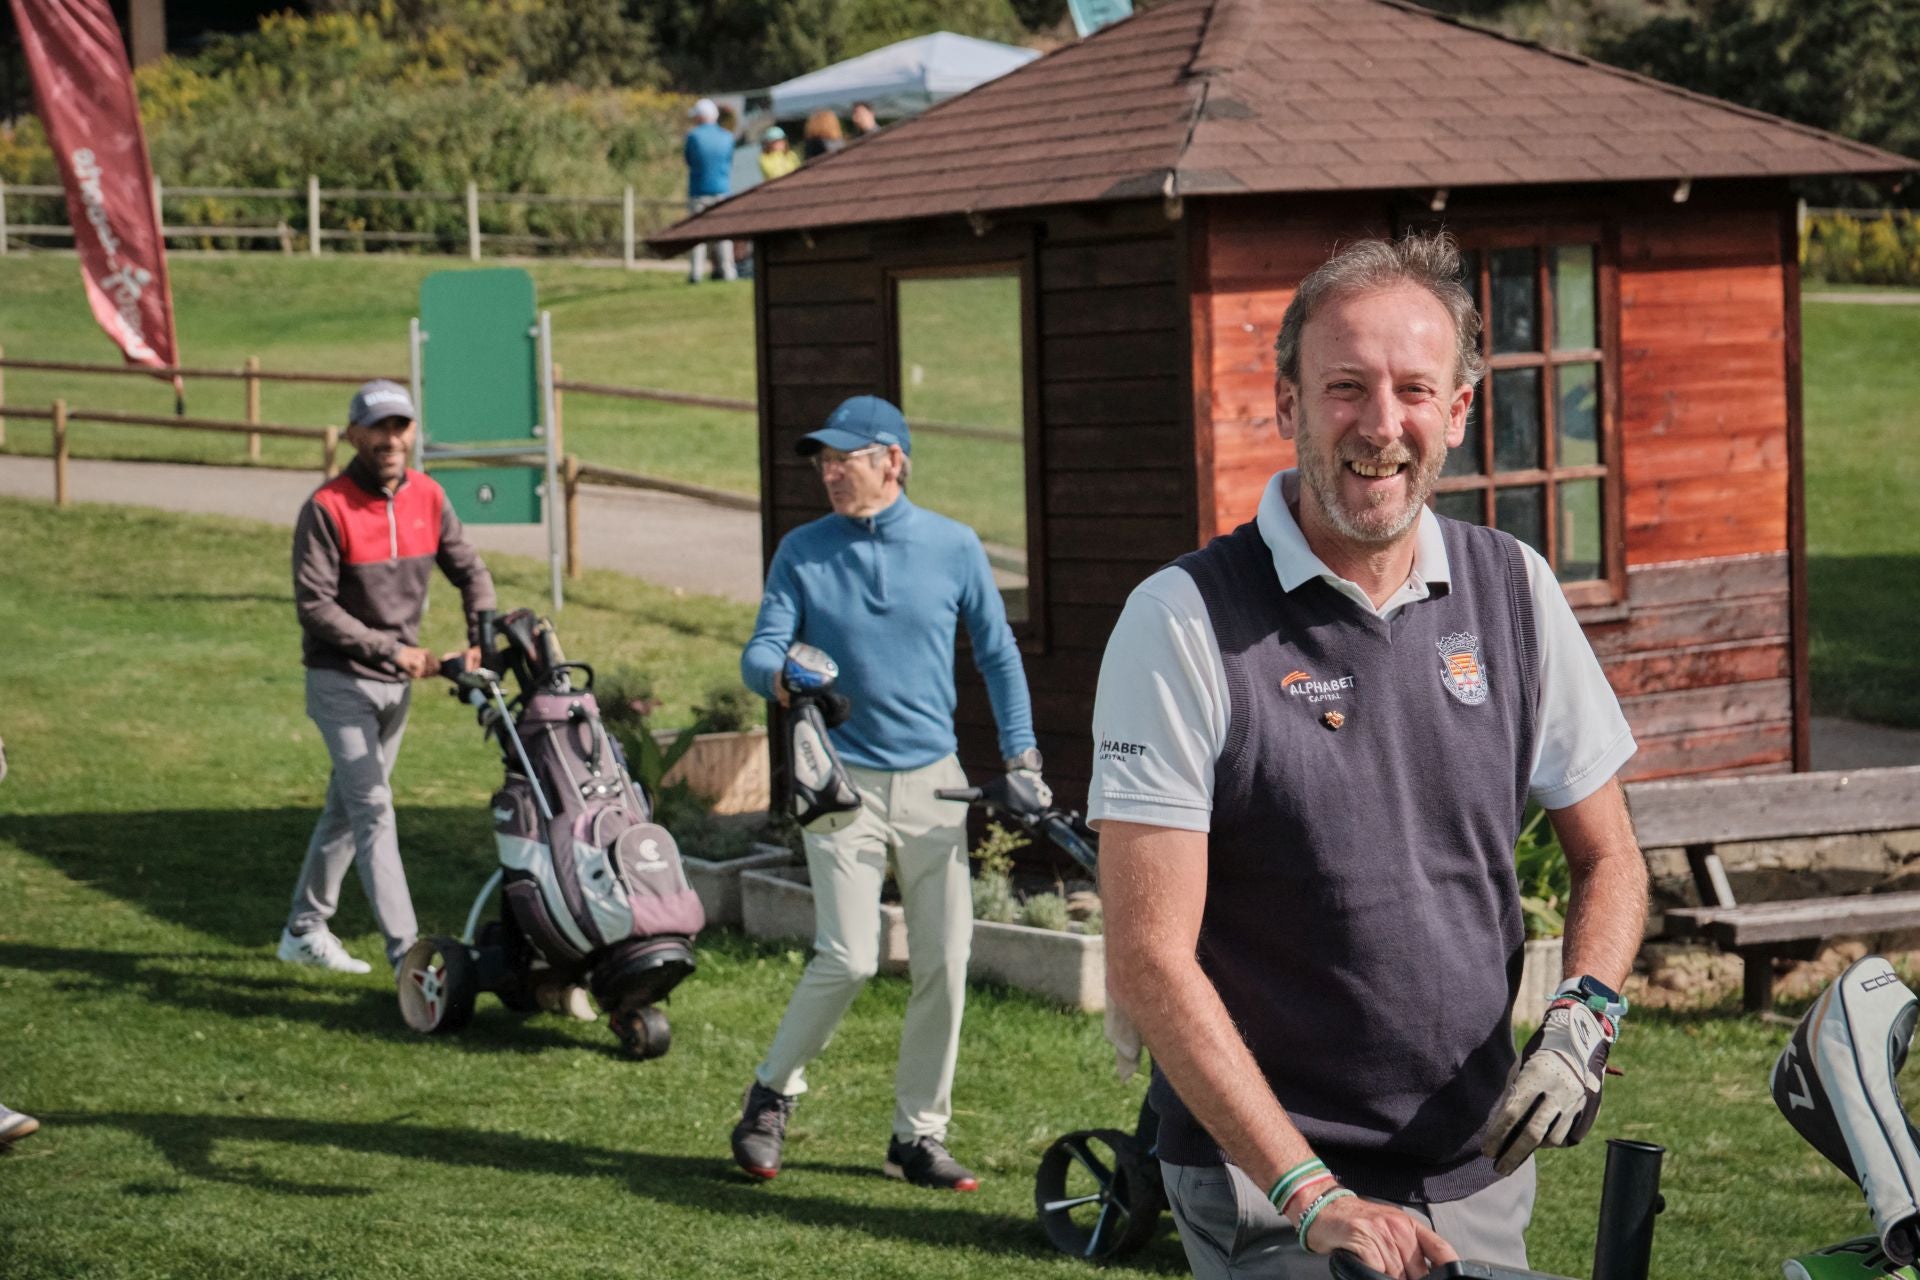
[{"x1": 398, "y1": 609, "x2": 703, "y2": 1059}]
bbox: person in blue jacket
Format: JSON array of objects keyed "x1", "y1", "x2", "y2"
[
  {"x1": 682, "y1": 98, "x2": 736, "y2": 283},
  {"x1": 730, "y1": 395, "x2": 1047, "y2": 1192}
]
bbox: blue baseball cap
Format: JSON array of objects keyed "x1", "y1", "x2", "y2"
[{"x1": 797, "y1": 395, "x2": 911, "y2": 456}]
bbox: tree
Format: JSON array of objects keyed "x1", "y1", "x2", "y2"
[{"x1": 1595, "y1": 0, "x2": 1920, "y2": 204}]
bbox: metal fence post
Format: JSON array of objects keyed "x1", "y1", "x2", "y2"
[
  {"x1": 467, "y1": 181, "x2": 481, "y2": 262},
  {"x1": 152, "y1": 177, "x2": 163, "y2": 236},
  {"x1": 244, "y1": 354, "x2": 262, "y2": 461},
  {"x1": 623, "y1": 185, "x2": 635, "y2": 269},
  {"x1": 0, "y1": 178, "x2": 9, "y2": 257},
  {"x1": 308, "y1": 176, "x2": 321, "y2": 257},
  {"x1": 551, "y1": 362, "x2": 564, "y2": 456},
  {"x1": 322, "y1": 425, "x2": 338, "y2": 479},
  {"x1": 564, "y1": 454, "x2": 581, "y2": 579},
  {"x1": 53, "y1": 399, "x2": 69, "y2": 507}
]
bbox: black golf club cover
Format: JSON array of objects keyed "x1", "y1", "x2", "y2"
[{"x1": 1772, "y1": 954, "x2": 1920, "y2": 1266}]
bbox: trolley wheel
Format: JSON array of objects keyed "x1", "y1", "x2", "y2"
[
  {"x1": 477, "y1": 921, "x2": 539, "y2": 1012},
  {"x1": 610, "y1": 1003, "x2": 672, "y2": 1060},
  {"x1": 396, "y1": 936, "x2": 479, "y2": 1034},
  {"x1": 1034, "y1": 1128, "x2": 1162, "y2": 1263}
]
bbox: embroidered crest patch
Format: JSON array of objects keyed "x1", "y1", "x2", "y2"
[{"x1": 1436, "y1": 632, "x2": 1489, "y2": 706}]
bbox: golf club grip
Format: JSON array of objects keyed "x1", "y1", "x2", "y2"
[{"x1": 936, "y1": 787, "x2": 983, "y2": 803}]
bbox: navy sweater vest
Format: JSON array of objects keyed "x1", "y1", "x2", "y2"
[{"x1": 1149, "y1": 515, "x2": 1539, "y2": 1203}]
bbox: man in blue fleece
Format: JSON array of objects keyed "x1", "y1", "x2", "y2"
[{"x1": 730, "y1": 394, "x2": 1045, "y2": 1191}]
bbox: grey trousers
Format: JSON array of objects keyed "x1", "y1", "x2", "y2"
[
  {"x1": 1163, "y1": 1156, "x2": 1537, "y2": 1278},
  {"x1": 756, "y1": 755, "x2": 972, "y2": 1141},
  {"x1": 687, "y1": 195, "x2": 736, "y2": 282},
  {"x1": 287, "y1": 667, "x2": 419, "y2": 966}
]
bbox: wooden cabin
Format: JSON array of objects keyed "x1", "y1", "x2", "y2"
[{"x1": 651, "y1": 0, "x2": 1912, "y2": 814}]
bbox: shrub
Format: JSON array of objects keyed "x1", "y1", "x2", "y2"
[
  {"x1": 1514, "y1": 803, "x2": 1569, "y2": 941},
  {"x1": 1019, "y1": 891, "x2": 1070, "y2": 932},
  {"x1": 1803, "y1": 212, "x2": 1920, "y2": 287},
  {"x1": 969, "y1": 820, "x2": 1027, "y2": 924},
  {"x1": 692, "y1": 683, "x2": 760, "y2": 734},
  {"x1": 972, "y1": 869, "x2": 1017, "y2": 925}
]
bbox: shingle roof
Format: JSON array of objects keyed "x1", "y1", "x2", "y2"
[{"x1": 650, "y1": 0, "x2": 1915, "y2": 250}]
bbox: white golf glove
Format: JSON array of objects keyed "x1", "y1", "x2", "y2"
[{"x1": 1483, "y1": 995, "x2": 1614, "y2": 1175}]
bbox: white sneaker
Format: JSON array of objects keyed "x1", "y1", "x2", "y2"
[{"x1": 277, "y1": 927, "x2": 372, "y2": 974}]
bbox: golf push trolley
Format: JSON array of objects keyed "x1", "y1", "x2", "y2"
[{"x1": 395, "y1": 608, "x2": 705, "y2": 1060}]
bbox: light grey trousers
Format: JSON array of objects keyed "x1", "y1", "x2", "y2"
[
  {"x1": 1163, "y1": 1156, "x2": 1537, "y2": 1279},
  {"x1": 687, "y1": 195, "x2": 736, "y2": 282},
  {"x1": 287, "y1": 667, "x2": 419, "y2": 966},
  {"x1": 756, "y1": 755, "x2": 972, "y2": 1141}
]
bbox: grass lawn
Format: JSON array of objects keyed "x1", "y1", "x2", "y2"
[
  {"x1": 0, "y1": 495, "x2": 1898, "y2": 1277},
  {"x1": 1800, "y1": 293, "x2": 1920, "y2": 726}
]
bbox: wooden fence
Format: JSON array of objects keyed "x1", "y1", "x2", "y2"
[
  {"x1": 0, "y1": 349, "x2": 779, "y2": 577},
  {"x1": 0, "y1": 177, "x2": 685, "y2": 267}
]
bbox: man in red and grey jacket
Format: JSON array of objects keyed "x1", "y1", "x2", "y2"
[{"x1": 279, "y1": 379, "x2": 496, "y2": 975}]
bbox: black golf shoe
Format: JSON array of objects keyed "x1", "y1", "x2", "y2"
[
  {"x1": 884, "y1": 1134, "x2": 979, "y2": 1191},
  {"x1": 730, "y1": 1081, "x2": 797, "y2": 1180}
]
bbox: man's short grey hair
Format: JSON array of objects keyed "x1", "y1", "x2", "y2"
[
  {"x1": 1273, "y1": 233, "x2": 1486, "y2": 390},
  {"x1": 896, "y1": 451, "x2": 912, "y2": 488}
]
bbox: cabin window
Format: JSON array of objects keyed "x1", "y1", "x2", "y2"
[
  {"x1": 1430, "y1": 234, "x2": 1620, "y2": 605},
  {"x1": 889, "y1": 267, "x2": 1038, "y2": 632}
]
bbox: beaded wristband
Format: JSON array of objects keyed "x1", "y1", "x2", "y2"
[
  {"x1": 1266, "y1": 1157, "x2": 1328, "y2": 1208},
  {"x1": 1281, "y1": 1173, "x2": 1336, "y2": 1217},
  {"x1": 1296, "y1": 1186, "x2": 1357, "y2": 1253}
]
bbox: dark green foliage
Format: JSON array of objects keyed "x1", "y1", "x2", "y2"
[
  {"x1": 311, "y1": 0, "x2": 666, "y2": 87},
  {"x1": 1514, "y1": 804, "x2": 1571, "y2": 941},
  {"x1": 1426, "y1": 0, "x2": 1920, "y2": 207},
  {"x1": 693, "y1": 683, "x2": 760, "y2": 734},
  {"x1": 1005, "y1": 0, "x2": 1069, "y2": 33},
  {"x1": 1593, "y1": 0, "x2": 1920, "y2": 204},
  {"x1": 642, "y1": 0, "x2": 1028, "y2": 89}
]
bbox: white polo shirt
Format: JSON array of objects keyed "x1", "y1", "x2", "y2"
[{"x1": 1088, "y1": 470, "x2": 1636, "y2": 832}]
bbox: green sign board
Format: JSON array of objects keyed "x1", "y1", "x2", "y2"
[
  {"x1": 419, "y1": 268, "x2": 539, "y2": 444},
  {"x1": 1067, "y1": 0, "x2": 1130, "y2": 36},
  {"x1": 436, "y1": 466, "x2": 543, "y2": 525}
]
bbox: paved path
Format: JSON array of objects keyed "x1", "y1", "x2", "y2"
[
  {"x1": 1804, "y1": 291, "x2": 1920, "y2": 305},
  {"x1": 0, "y1": 455, "x2": 766, "y2": 604},
  {"x1": 7, "y1": 454, "x2": 1919, "y2": 769}
]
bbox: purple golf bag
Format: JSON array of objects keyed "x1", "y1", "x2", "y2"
[{"x1": 397, "y1": 609, "x2": 703, "y2": 1059}]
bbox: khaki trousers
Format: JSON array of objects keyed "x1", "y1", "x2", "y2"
[
  {"x1": 756, "y1": 755, "x2": 971, "y2": 1141},
  {"x1": 1163, "y1": 1157, "x2": 1536, "y2": 1278}
]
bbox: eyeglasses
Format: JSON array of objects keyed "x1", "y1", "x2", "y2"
[{"x1": 812, "y1": 445, "x2": 886, "y2": 473}]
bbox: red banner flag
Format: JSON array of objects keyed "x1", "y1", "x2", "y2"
[{"x1": 9, "y1": 0, "x2": 180, "y2": 374}]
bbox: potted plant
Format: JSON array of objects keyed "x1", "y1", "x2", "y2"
[
  {"x1": 740, "y1": 820, "x2": 1107, "y2": 1011},
  {"x1": 1514, "y1": 804, "x2": 1570, "y2": 1020}
]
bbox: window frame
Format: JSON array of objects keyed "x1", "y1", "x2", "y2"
[
  {"x1": 1427, "y1": 219, "x2": 1626, "y2": 613},
  {"x1": 877, "y1": 229, "x2": 1046, "y2": 651}
]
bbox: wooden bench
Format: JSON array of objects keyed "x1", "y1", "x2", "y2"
[{"x1": 1623, "y1": 765, "x2": 1920, "y2": 1011}]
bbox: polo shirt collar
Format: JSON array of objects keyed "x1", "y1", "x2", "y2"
[{"x1": 1254, "y1": 468, "x2": 1451, "y2": 595}]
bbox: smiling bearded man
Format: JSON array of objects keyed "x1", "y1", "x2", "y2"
[{"x1": 1088, "y1": 233, "x2": 1649, "y2": 1280}]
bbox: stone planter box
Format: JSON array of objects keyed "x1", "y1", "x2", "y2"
[
  {"x1": 1515, "y1": 936, "x2": 1563, "y2": 1022},
  {"x1": 684, "y1": 842, "x2": 795, "y2": 929},
  {"x1": 738, "y1": 866, "x2": 1104, "y2": 1011},
  {"x1": 656, "y1": 726, "x2": 769, "y2": 816}
]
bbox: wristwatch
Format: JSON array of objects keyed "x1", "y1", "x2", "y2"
[
  {"x1": 1003, "y1": 748, "x2": 1044, "y2": 773},
  {"x1": 1555, "y1": 974, "x2": 1629, "y2": 1028}
]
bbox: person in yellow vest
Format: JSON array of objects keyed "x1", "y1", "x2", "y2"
[{"x1": 759, "y1": 126, "x2": 800, "y2": 180}]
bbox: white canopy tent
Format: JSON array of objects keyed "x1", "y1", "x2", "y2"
[{"x1": 765, "y1": 31, "x2": 1040, "y2": 122}]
